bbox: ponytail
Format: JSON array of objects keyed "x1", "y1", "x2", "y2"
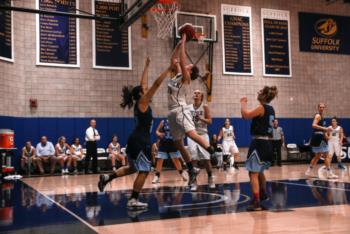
[{"x1": 120, "y1": 85, "x2": 143, "y2": 109}]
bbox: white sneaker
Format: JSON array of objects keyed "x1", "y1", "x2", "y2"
[
  {"x1": 327, "y1": 170, "x2": 338, "y2": 179},
  {"x1": 181, "y1": 171, "x2": 188, "y2": 181},
  {"x1": 152, "y1": 175, "x2": 160, "y2": 184},
  {"x1": 127, "y1": 198, "x2": 148, "y2": 210},
  {"x1": 61, "y1": 169, "x2": 65, "y2": 174},
  {"x1": 305, "y1": 167, "x2": 312, "y2": 177},
  {"x1": 65, "y1": 168, "x2": 69, "y2": 174},
  {"x1": 208, "y1": 176, "x2": 215, "y2": 189},
  {"x1": 190, "y1": 183, "x2": 198, "y2": 192}
]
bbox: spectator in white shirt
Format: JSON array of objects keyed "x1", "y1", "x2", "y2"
[
  {"x1": 85, "y1": 119, "x2": 100, "y2": 174},
  {"x1": 34, "y1": 136, "x2": 55, "y2": 174},
  {"x1": 71, "y1": 137, "x2": 84, "y2": 174}
]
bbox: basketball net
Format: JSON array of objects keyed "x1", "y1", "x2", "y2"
[{"x1": 150, "y1": 0, "x2": 179, "y2": 39}]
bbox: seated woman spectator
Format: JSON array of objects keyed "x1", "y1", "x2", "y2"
[
  {"x1": 34, "y1": 136, "x2": 55, "y2": 174},
  {"x1": 70, "y1": 137, "x2": 84, "y2": 174},
  {"x1": 107, "y1": 135, "x2": 127, "y2": 171},
  {"x1": 54, "y1": 136, "x2": 72, "y2": 174},
  {"x1": 21, "y1": 141, "x2": 36, "y2": 173}
]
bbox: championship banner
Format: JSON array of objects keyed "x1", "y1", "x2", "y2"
[
  {"x1": 36, "y1": 0, "x2": 80, "y2": 67},
  {"x1": 0, "y1": 0, "x2": 13, "y2": 62},
  {"x1": 262, "y1": 9, "x2": 291, "y2": 77},
  {"x1": 299, "y1": 12, "x2": 350, "y2": 55},
  {"x1": 221, "y1": 4, "x2": 253, "y2": 75},
  {"x1": 93, "y1": 0, "x2": 131, "y2": 70}
]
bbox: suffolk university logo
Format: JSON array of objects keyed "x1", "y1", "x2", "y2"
[
  {"x1": 311, "y1": 17, "x2": 340, "y2": 52},
  {"x1": 315, "y1": 18, "x2": 337, "y2": 37}
]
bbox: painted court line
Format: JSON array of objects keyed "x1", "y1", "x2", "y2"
[
  {"x1": 21, "y1": 180, "x2": 98, "y2": 233},
  {"x1": 273, "y1": 180, "x2": 350, "y2": 192}
]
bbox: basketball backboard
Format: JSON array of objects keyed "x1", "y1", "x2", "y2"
[
  {"x1": 175, "y1": 11, "x2": 217, "y2": 42},
  {"x1": 120, "y1": 0, "x2": 157, "y2": 29}
]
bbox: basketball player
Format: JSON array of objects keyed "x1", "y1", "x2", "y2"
[
  {"x1": 218, "y1": 118, "x2": 240, "y2": 170},
  {"x1": 305, "y1": 103, "x2": 337, "y2": 179},
  {"x1": 98, "y1": 57, "x2": 172, "y2": 210},
  {"x1": 241, "y1": 86, "x2": 277, "y2": 211},
  {"x1": 187, "y1": 90, "x2": 215, "y2": 190},
  {"x1": 167, "y1": 33, "x2": 215, "y2": 186},
  {"x1": 326, "y1": 117, "x2": 345, "y2": 170},
  {"x1": 152, "y1": 119, "x2": 187, "y2": 184}
]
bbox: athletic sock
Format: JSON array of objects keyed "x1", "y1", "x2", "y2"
[
  {"x1": 260, "y1": 188, "x2": 266, "y2": 195},
  {"x1": 206, "y1": 146, "x2": 214, "y2": 154},
  {"x1": 131, "y1": 190, "x2": 139, "y2": 200},
  {"x1": 253, "y1": 192, "x2": 260, "y2": 202},
  {"x1": 106, "y1": 173, "x2": 117, "y2": 183},
  {"x1": 186, "y1": 162, "x2": 194, "y2": 171},
  {"x1": 178, "y1": 170, "x2": 183, "y2": 174},
  {"x1": 207, "y1": 171, "x2": 212, "y2": 178},
  {"x1": 156, "y1": 172, "x2": 160, "y2": 177}
]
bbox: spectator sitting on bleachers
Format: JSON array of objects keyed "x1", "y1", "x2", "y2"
[
  {"x1": 107, "y1": 135, "x2": 127, "y2": 171},
  {"x1": 71, "y1": 137, "x2": 84, "y2": 174},
  {"x1": 55, "y1": 136, "x2": 72, "y2": 174},
  {"x1": 34, "y1": 136, "x2": 55, "y2": 174},
  {"x1": 21, "y1": 141, "x2": 36, "y2": 173}
]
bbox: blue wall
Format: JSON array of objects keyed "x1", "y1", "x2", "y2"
[{"x1": 1, "y1": 115, "x2": 350, "y2": 169}]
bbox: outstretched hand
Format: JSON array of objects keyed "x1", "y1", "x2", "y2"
[{"x1": 240, "y1": 97, "x2": 248, "y2": 104}]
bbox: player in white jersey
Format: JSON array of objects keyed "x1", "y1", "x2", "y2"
[
  {"x1": 167, "y1": 33, "x2": 215, "y2": 186},
  {"x1": 187, "y1": 90, "x2": 215, "y2": 190},
  {"x1": 326, "y1": 117, "x2": 345, "y2": 169},
  {"x1": 218, "y1": 118, "x2": 240, "y2": 170}
]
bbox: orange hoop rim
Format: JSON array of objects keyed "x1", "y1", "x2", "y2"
[{"x1": 150, "y1": 0, "x2": 178, "y2": 12}]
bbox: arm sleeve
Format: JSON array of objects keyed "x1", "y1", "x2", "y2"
[
  {"x1": 36, "y1": 144, "x2": 42, "y2": 156},
  {"x1": 95, "y1": 129, "x2": 101, "y2": 141}
]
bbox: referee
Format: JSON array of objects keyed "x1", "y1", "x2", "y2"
[
  {"x1": 272, "y1": 119, "x2": 284, "y2": 166},
  {"x1": 85, "y1": 119, "x2": 100, "y2": 174}
]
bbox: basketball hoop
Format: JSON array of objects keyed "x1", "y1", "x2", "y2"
[
  {"x1": 150, "y1": 0, "x2": 179, "y2": 39},
  {"x1": 196, "y1": 32, "x2": 206, "y2": 44}
]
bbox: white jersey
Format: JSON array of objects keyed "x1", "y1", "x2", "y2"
[
  {"x1": 189, "y1": 103, "x2": 208, "y2": 135},
  {"x1": 109, "y1": 142, "x2": 120, "y2": 153},
  {"x1": 168, "y1": 73, "x2": 189, "y2": 110},
  {"x1": 222, "y1": 126, "x2": 235, "y2": 141},
  {"x1": 56, "y1": 143, "x2": 68, "y2": 155},
  {"x1": 72, "y1": 144, "x2": 82, "y2": 156},
  {"x1": 329, "y1": 126, "x2": 342, "y2": 143}
]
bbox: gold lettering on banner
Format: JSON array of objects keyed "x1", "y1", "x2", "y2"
[{"x1": 310, "y1": 17, "x2": 341, "y2": 52}]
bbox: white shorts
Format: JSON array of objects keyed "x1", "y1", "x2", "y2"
[
  {"x1": 222, "y1": 140, "x2": 239, "y2": 155},
  {"x1": 328, "y1": 141, "x2": 342, "y2": 157},
  {"x1": 168, "y1": 106, "x2": 196, "y2": 141},
  {"x1": 187, "y1": 134, "x2": 210, "y2": 161}
]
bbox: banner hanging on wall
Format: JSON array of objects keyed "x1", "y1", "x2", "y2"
[
  {"x1": 221, "y1": 4, "x2": 253, "y2": 75},
  {"x1": 0, "y1": 0, "x2": 13, "y2": 62},
  {"x1": 261, "y1": 8, "x2": 291, "y2": 77},
  {"x1": 36, "y1": 0, "x2": 80, "y2": 67},
  {"x1": 93, "y1": 0, "x2": 131, "y2": 70},
  {"x1": 299, "y1": 12, "x2": 350, "y2": 55}
]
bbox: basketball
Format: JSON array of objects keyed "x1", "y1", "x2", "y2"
[{"x1": 178, "y1": 23, "x2": 196, "y2": 41}]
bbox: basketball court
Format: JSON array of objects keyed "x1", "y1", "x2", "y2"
[{"x1": 1, "y1": 0, "x2": 350, "y2": 233}]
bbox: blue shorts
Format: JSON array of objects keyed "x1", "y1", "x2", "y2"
[
  {"x1": 312, "y1": 140, "x2": 329, "y2": 153},
  {"x1": 128, "y1": 151, "x2": 152, "y2": 172},
  {"x1": 156, "y1": 151, "x2": 181, "y2": 159},
  {"x1": 245, "y1": 139, "x2": 272, "y2": 173}
]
